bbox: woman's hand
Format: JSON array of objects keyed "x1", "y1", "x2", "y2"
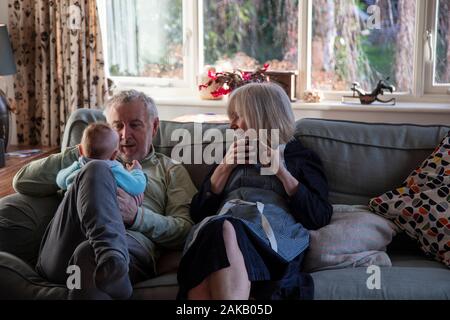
[
  {"x1": 259, "y1": 142, "x2": 300, "y2": 196},
  {"x1": 224, "y1": 138, "x2": 257, "y2": 167},
  {"x1": 259, "y1": 141, "x2": 284, "y2": 176},
  {"x1": 210, "y1": 139, "x2": 256, "y2": 194}
]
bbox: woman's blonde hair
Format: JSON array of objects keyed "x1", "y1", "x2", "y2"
[{"x1": 227, "y1": 82, "x2": 295, "y2": 144}]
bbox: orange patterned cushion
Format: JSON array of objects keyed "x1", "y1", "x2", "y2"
[{"x1": 369, "y1": 132, "x2": 450, "y2": 268}]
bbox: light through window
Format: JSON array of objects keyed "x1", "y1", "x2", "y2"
[
  {"x1": 202, "y1": 0, "x2": 299, "y2": 72},
  {"x1": 105, "y1": 0, "x2": 183, "y2": 79},
  {"x1": 434, "y1": 0, "x2": 450, "y2": 84},
  {"x1": 311, "y1": 0, "x2": 416, "y2": 93}
]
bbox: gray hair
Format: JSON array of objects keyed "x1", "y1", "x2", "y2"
[
  {"x1": 103, "y1": 90, "x2": 158, "y2": 122},
  {"x1": 227, "y1": 82, "x2": 295, "y2": 144}
]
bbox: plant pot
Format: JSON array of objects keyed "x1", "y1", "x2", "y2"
[{"x1": 199, "y1": 80, "x2": 223, "y2": 100}]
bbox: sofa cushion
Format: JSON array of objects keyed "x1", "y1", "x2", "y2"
[
  {"x1": 303, "y1": 205, "x2": 398, "y2": 273},
  {"x1": 0, "y1": 252, "x2": 67, "y2": 299},
  {"x1": 0, "y1": 194, "x2": 61, "y2": 265},
  {"x1": 369, "y1": 131, "x2": 450, "y2": 268},
  {"x1": 61, "y1": 108, "x2": 106, "y2": 152},
  {"x1": 313, "y1": 251, "x2": 450, "y2": 300},
  {"x1": 311, "y1": 265, "x2": 450, "y2": 300},
  {"x1": 131, "y1": 274, "x2": 178, "y2": 300},
  {"x1": 153, "y1": 121, "x2": 230, "y2": 189},
  {"x1": 295, "y1": 119, "x2": 450, "y2": 205}
]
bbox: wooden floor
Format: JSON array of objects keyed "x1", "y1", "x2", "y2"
[{"x1": 0, "y1": 146, "x2": 60, "y2": 198}]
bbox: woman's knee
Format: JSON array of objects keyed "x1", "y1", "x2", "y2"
[
  {"x1": 222, "y1": 221, "x2": 242, "y2": 258},
  {"x1": 222, "y1": 220, "x2": 237, "y2": 243}
]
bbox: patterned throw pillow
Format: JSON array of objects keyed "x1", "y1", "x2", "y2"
[{"x1": 369, "y1": 131, "x2": 450, "y2": 268}]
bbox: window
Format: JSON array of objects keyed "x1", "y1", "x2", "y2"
[
  {"x1": 102, "y1": 0, "x2": 185, "y2": 84},
  {"x1": 202, "y1": 1, "x2": 298, "y2": 72},
  {"x1": 425, "y1": 0, "x2": 450, "y2": 94},
  {"x1": 434, "y1": 0, "x2": 450, "y2": 85},
  {"x1": 99, "y1": 0, "x2": 450, "y2": 99},
  {"x1": 311, "y1": 0, "x2": 416, "y2": 93}
]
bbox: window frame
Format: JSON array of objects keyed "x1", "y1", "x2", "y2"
[
  {"x1": 97, "y1": 0, "x2": 198, "y2": 89},
  {"x1": 424, "y1": 0, "x2": 450, "y2": 94},
  {"x1": 99, "y1": 0, "x2": 450, "y2": 100},
  {"x1": 300, "y1": 0, "x2": 431, "y2": 100}
]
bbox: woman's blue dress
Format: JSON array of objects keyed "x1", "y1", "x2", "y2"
[{"x1": 177, "y1": 138, "x2": 333, "y2": 299}]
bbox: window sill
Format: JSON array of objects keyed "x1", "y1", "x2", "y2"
[
  {"x1": 120, "y1": 84, "x2": 450, "y2": 111},
  {"x1": 113, "y1": 84, "x2": 450, "y2": 123},
  {"x1": 291, "y1": 100, "x2": 450, "y2": 113},
  {"x1": 154, "y1": 96, "x2": 450, "y2": 113}
]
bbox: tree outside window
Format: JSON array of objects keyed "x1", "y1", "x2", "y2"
[{"x1": 311, "y1": 0, "x2": 416, "y2": 93}]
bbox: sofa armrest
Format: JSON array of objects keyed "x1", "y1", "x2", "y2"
[
  {"x1": 61, "y1": 108, "x2": 106, "y2": 151},
  {"x1": 0, "y1": 252, "x2": 67, "y2": 299},
  {"x1": 0, "y1": 193, "x2": 61, "y2": 266}
]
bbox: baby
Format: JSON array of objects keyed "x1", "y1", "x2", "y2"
[{"x1": 57, "y1": 123, "x2": 147, "y2": 196}]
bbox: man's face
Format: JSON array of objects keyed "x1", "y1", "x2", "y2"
[{"x1": 107, "y1": 101, "x2": 159, "y2": 162}]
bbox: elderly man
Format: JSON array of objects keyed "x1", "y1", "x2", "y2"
[{"x1": 13, "y1": 90, "x2": 197, "y2": 299}]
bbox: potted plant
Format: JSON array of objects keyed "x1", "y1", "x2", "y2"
[{"x1": 198, "y1": 64, "x2": 269, "y2": 100}]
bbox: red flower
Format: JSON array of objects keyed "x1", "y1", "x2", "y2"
[
  {"x1": 198, "y1": 64, "x2": 269, "y2": 97},
  {"x1": 211, "y1": 87, "x2": 231, "y2": 98},
  {"x1": 242, "y1": 71, "x2": 251, "y2": 81},
  {"x1": 207, "y1": 70, "x2": 217, "y2": 80}
]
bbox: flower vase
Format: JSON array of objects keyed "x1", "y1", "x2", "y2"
[{"x1": 199, "y1": 81, "x2": 223, "y2": 100}]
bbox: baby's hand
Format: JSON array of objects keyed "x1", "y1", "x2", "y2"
[{"x1": 126, "y1": 160, "x2": 142, "y2": 171}]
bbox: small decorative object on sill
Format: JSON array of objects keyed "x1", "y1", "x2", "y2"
[
  {"x1": 302, "y1": 90, "x2": 323, "y2": 103},
  {"x1": 265, "y1": 71, "x2": 298, "y2": 102},
  {"x1": 342, "y1": 77, "x2": 396, "y2": 105},
  {"x1": 198, "y1": 64, "x2": 269, "y2": 100}
]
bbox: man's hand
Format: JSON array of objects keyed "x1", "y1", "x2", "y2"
[
  {"x1": 126, "y1": 160, "x2": 142, "y2": 171},
  {"x1": 117, "y1": 187, "x2": 139, "y2": 226}
]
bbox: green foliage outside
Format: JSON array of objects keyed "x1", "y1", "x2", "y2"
[
  {"x1": 203, "y1": 0, "x2": 299, "y2": 68},
  {"x1": 108, "y1": 0, "x2": 450, "y2": 87}
]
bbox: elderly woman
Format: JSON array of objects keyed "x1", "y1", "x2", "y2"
[{"x1": 177, "y1": 82, "x2": 333, "y2": 300}]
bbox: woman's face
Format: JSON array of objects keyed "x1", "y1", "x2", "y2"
[{"x1": 229, "y1": 110, "x2": 248, "y2": 131}]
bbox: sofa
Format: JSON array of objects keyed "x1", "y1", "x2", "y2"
[{"x1": 0, "y1": 108, "x2": 449, "y2": 300}]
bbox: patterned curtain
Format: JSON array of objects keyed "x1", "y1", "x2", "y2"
[{"x1": 8, "y1": 0, "x2": 106, "y2": 146}]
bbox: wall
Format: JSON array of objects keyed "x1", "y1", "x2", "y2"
[
  {"x1": 153, "y1": 97, "x2": 450, "y2": 125},
  {"x1": 0, "y1": 2, "x2": 8, "y2": 24}
]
